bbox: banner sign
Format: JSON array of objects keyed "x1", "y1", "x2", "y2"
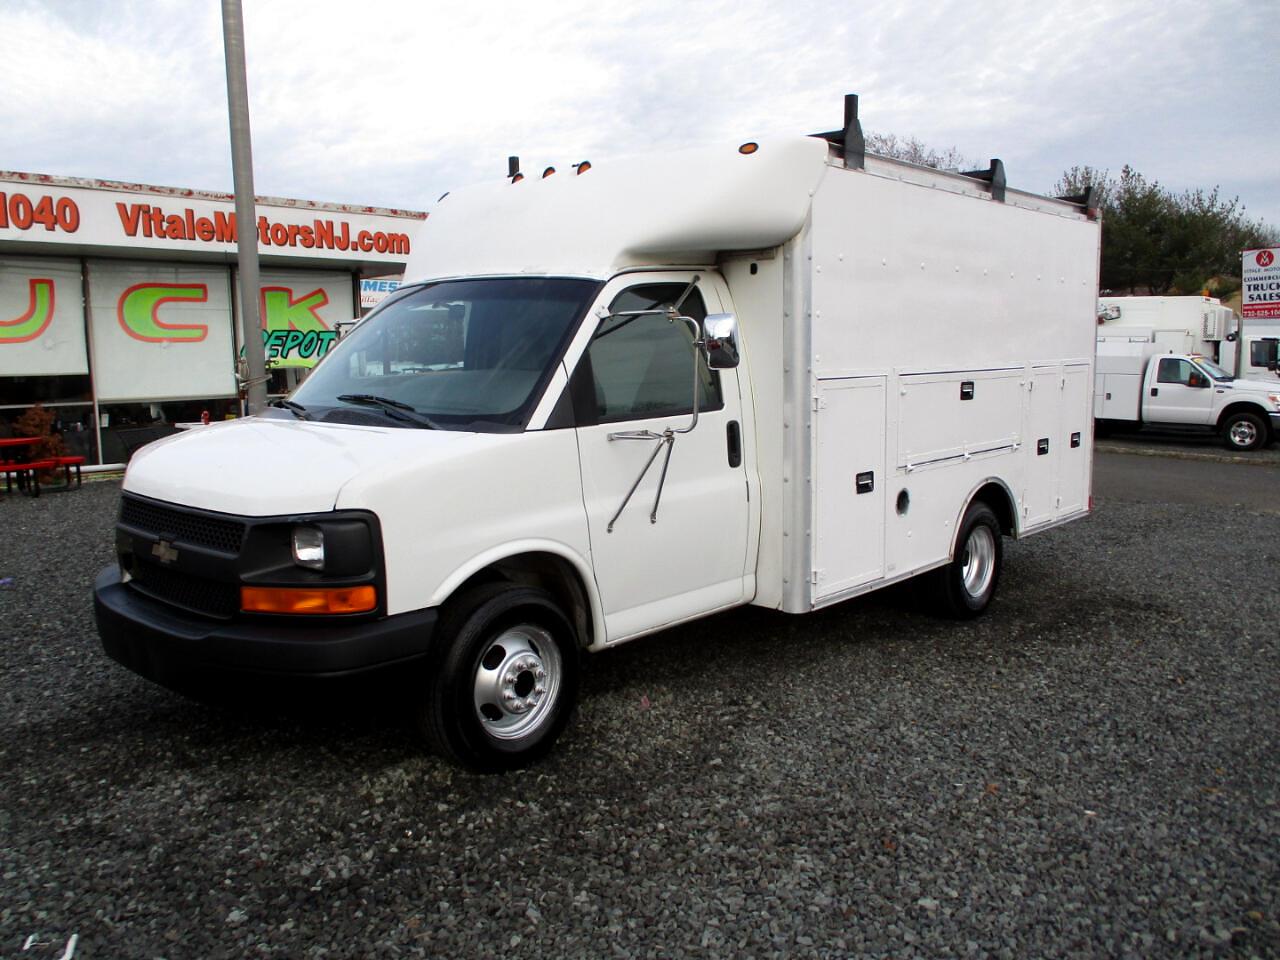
[
  {"x1": 0, "y1": 256, "x2": 89, "y2": 376},
  {"x1": 0, "y1": 174, "x2": 423, "y2": 267},
  {"x1": 1243, "y1": 248, "x2": 1280, "y2": 319},
  {"x1": 256, "y1": 269, "x2": 354, "y2": 368},
  {"x1": 88, "y1": 261, "x2": 237, "y2": 402},
  {"x1": 360, "y1": 277, "x2": 402, "y2": 310}
]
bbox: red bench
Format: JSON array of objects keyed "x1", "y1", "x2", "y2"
[{"x1": 2, "y1": 459, "x2": 57, "y2": 497}]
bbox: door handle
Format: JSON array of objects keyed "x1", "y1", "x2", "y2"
[
  {"x1": 726, "y1": 420, "x2": 742, "y2": 468},
  {"x1": 1150, "y1": 387, "x2": 1158, "y2": 397}
]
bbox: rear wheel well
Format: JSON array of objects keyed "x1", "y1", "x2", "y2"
[
  {"x1": 446, "y1": 553, "x2": 594, "y2": 649},
  {"x1": 970, "y1": 482, "x2": 1016, "y2": 539}
]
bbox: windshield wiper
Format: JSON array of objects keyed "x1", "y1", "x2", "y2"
[
  {"x1": 270, "y1": 399, "x2": 312, "y2": 420},
  {"x1": 336, "y1": 393, "x2": 439, "y2": 429}
]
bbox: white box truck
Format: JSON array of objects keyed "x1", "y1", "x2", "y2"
[
  {"x1": 1097, "y1": 294, "x2": 1280, "y2": 383},
  {"x1": 94, "y1": 96, "x2": 1102, "y2": 770}
]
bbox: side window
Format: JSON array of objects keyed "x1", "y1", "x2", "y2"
[
  {"x1": 582, "y1": 284, "x2": 723, "y2": 423},
  {"x1": 1251, "y1": 339, "x2": 1278, "y2": 368},
  {"x1": 1157, "y1": 358, "x2": 1192, "y2": 385}
]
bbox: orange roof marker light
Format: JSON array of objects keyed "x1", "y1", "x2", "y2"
[
  {"x1": 574, "y1": 161, "x2": 592, "y2": 175},
  {"x1": 738, "y1": 142, "x2": 759, "y2": 155},
  {"x1": 241, "y1": 584, "x2": 377, "y2": 615},
  {"x1": 542, "y1": 167, "x2": 556, "y2": 179}
]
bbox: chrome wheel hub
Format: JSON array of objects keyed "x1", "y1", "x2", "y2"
[
  {"x1": 1229, "y1": 420, "x2": 1257, "y2": 447},
  {"x1": 960, "y1": 525, "x2": 996, "y2": 599},
  {"x1": 472, "y1": 625, "x2": 561, "y2": 741}
]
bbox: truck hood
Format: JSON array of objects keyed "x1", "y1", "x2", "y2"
[
  {"x1": 123, "y1": 416, "x2": 491, "y2": 516},
  {"x1": 1221, "y1": 378, "x2": 1280, "y2": 399}
]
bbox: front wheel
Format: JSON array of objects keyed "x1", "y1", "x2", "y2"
[
  {"x1": 418, "y1": 585, "x2": 579, "y2": 772},
  {"x1": 1221, "y1": 411, "x2": 1267, "y2": 451},
  {"x1": 934, "y1": 502, "x2": 1003, "y2": 619}
]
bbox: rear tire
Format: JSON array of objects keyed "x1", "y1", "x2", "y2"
[
  {"x1": 418, "y1": 584, "x2": 579, "y2": 772},
  {"x1": 935, "y1": 502, "x2": 1003, "y2": 619},
  {"x1": 1221, "y1": 411, "x2": 1267, "y2": 451}
]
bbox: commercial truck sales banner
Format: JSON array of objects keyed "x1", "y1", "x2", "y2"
[
  {"x1": 0, "y1": 257, "x2": 89, "y2": 376},
  {"x1": 1242, "y1": 248, "x2": 1280, "y2": 319},
  {"x1": 254, "y1": 269, "x2": 354, "y2": 368},
  {"x1": 88, "y1": 260, "x2": 237, "y2": 402}
]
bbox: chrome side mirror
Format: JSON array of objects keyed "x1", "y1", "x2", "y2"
[{"x1": 702, "y1": 313, "x2": 740, "y2": 369}]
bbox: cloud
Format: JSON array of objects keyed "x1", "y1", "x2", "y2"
[{"x1": 2, "y1": 0, "x2": 1276, "y2": 228}]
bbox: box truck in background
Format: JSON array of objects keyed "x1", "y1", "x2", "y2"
[
  {"x1": 1097, "y1": 295, "x2": 1280, "y2": 382},
  {"x1": 95, "y1": 95, "x2": 1102, "y2": 770}
]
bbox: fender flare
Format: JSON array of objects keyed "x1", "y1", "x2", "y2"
[
  {"x1": 950, "y1": 476, "x2": 1019, "y2": 558},
  {"x1": 428, "y1": 538, "x2": 605, "y2": 649}
]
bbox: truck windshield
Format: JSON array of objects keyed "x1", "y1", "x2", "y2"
[
  {"x1": 1196, "y1": 358, "x2": 1234, "y2": 382},
  {"x1": 290, "y1": 277, "x2": 600, "y2": 431}
]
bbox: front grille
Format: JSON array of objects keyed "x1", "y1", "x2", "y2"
[
  {"x1": 130, "y1": 560, "x2": 239, "y2": 620},
  {"x1": 120, "y1": 495, "x2": 246, "y2": 554}
]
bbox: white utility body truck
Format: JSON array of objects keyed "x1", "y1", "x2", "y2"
[
  {"x1": 95, "y1": 96, "x2": 1102, "y2": 770},
  {"x1": 1097, "y1": 295, "x2": 1280, "y2": 382},
  {"x1": 1094, "y1": 343, "x2": 1280, "y2": 450}
]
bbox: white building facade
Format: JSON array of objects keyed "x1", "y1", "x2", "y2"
[{"x1": 0, "y1": 171, "x2": 423, "y2": 465}]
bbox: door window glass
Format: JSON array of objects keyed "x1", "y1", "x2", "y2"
[
  {"x1": 584, "y1": 284, "x2": 722, "y2": 422},
  {"x1": 1156, "y1": 358, "x2": 1194, "y2": 385}
]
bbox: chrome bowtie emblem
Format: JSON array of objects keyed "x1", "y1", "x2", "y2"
[{"x1": 151, "y1": 539, "x2": 179, "y2": 564}]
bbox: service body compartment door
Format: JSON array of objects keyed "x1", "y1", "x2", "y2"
[
  {"x1": 1058, "y1": 363, "x2": 1091, "y2": 514},
  {"x1": 1024, "y1": 366, "x2": 1061, "y2": 527},
  {"x1": 813, "y1": 377, "x2": 886, "y2": 598}
]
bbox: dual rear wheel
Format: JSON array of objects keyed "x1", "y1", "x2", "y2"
[{"x1": 934, "y1": 501, "x2": 1003, "y2": 619}]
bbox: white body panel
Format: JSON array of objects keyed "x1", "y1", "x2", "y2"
[{"x1": 761, "y1": 153, "x2": 1098, "y2": 613}]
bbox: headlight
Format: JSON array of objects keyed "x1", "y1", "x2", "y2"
[{"x1": 291, "y1": 526, "x2": 325, "y2": 570}]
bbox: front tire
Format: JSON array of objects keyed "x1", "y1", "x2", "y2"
[
  {"x1": 418, "y1": 585, "x2": 579, "y2": 772},
  {"x1": 935, "y1": 502, "x2": 1003, "y2": 619},
  {"x1": 1221, "y1": 411, "x2": 1267, "y2": 451}
]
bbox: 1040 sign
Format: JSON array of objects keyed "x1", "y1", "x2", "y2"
[{"x1": 0, "y1": 191, "x2": 80, "y2": 233}]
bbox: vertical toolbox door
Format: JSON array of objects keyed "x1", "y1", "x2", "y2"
[{"x1": 813, "y1": 376, "x2": 886, "y2": 599}]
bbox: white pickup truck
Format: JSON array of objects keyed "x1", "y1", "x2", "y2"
[
  {"x1": 1095, "y1": 342, "x2": 1280, "y2": 450},
  {"x1": 94, "y1": 96, "x2": 1102, "y2": 770}
]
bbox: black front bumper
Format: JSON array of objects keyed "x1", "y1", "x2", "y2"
[{"x1": 94, "y1": 567, "x2": 437, "y2": 689}]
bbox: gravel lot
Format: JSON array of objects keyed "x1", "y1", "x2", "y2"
[{"x1": 1, "y1": 469, "x2": 1277, "y2": 959}]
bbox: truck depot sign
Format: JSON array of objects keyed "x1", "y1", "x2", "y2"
[
  {"x1": 1, "y1": 260, "x2": 357, "y2": 398},
  {"x1": 1242, "y1": 247, "x2": 1280, "y2": 319}
]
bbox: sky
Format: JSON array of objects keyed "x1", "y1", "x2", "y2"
[{"x1": 2, "y1": 0, "x2": 1277, "y2": 228}]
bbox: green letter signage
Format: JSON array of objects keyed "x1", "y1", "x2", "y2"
[
  {"x1": 0, "y1": 278, "x2": 55, "y2": 343},
  {"x1": 117, "y1": 283, "x2": 209, "y2": 342}
]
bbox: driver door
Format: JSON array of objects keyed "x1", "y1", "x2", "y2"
[
  {"x1": 568, "y1": 274, "x2": 750, "y2": 642},
  {"x1": 1145, "y1": 357, "x2": 1214, "y2": 425}
]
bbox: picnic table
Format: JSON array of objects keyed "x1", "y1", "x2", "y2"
[{"x1": 0, "y1": 437, "x2": 84, "y2": 496}]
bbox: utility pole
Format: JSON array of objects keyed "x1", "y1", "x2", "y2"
[{"x1": 221, "y1": 0, "x2": 268, "y2": 415}]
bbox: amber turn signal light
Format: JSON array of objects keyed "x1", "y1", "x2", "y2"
[{"x1": 241, "y1": 585, "x2": 377, "y2": 615}]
